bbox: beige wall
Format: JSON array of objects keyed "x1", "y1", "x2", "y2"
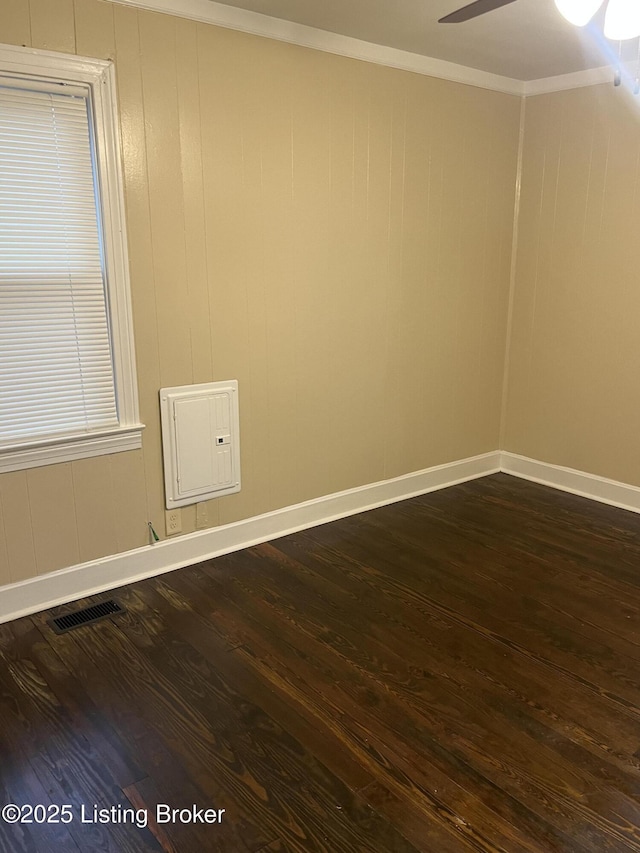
[
  {"x1": 0, "y1": 0, "x2": 521, "y2": 585},
  {"x1": 503, "y1": 84, "x2": 640, "y2": 485}
]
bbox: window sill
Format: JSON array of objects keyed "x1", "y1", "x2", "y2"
[{"x1": 0, "y1": 425, "x2": 145, "y2": 474}]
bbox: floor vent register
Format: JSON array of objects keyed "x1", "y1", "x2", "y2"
[{"x1": 48, "y1": 599, "x2": 126, "y2": 634}]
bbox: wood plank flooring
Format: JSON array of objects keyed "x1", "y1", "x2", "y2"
[{"x1": 2, "y1": 473, "x2": 640, "y2": 851}]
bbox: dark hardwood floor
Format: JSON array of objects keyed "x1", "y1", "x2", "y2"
[{"x1": 2, "y1": 473, "x2": 640, "y2": 851}]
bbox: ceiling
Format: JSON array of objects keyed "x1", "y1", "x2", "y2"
[{"x1": 209, "y1": 0, "x2": 635, "y2": 81}]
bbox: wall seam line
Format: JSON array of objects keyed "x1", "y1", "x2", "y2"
[{"x1": 499, "y1": 94, "x2": 526, "y2": 449}]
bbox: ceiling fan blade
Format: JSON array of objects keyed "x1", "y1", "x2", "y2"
[{"x1": 438, "y1": 0, "x2": 519, "y2": 24}]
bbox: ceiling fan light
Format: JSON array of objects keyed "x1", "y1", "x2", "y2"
[
  {"x1": 554, "y1": 0, "x2": 604, "y2": 26},
  {"x1": 604, "y1": 0, "x2": 640, "y2": 40}
]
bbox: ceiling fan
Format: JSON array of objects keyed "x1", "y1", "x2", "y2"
[
  {"x1": 439, "y1": 0, "x2": 640, "y2": 41},
  {"x1": 438, "y1": 0, "x2": 517, "y2": 24}
]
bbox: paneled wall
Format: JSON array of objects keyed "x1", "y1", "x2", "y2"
[
  {"x1": 0, "y1": 0, "x2": 520, "y2": 584},
  {"x1": 503, "y1": 84, "x2": 640, "y2": 485}
]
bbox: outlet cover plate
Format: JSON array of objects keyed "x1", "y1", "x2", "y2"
[
  {"x1": 165, "y1": 509, "x2": 182, "y2": 536},
  {"x1": 195, "y1": 502, "x2": 209, "y2": 530}
]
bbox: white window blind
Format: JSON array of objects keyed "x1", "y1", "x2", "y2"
[{"x1": 0, "y1": 81, "x2": 118, "y2": 447}]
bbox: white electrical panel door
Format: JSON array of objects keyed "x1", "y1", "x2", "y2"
[{"x1": 160, "y1": 381, "x2": 240, "y2": 509}]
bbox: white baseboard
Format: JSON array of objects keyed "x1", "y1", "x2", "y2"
[
  {"x1": 500, "y1": 451, "x2": 640, "y2": 514},
  {"x1": 0, "y1": 451, "x2": 500, "y2": 625},
  {"x1": 8, "y1": 449, "x2": 636, "y2": 626}
]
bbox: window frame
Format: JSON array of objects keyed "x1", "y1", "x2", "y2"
[{"x1": 0, "y1": 43, "x2": 143, "y2": 474}]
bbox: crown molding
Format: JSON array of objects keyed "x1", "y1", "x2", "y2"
[
  {"x1": 523, "y1": 65, "x2": 614, "y2": 96},
  {"x1": 108, "y1": 0, "x2": 525, "y2": 96},
  {"x1": 109, "y1": 1, "x2": 626, "y2": 99}
]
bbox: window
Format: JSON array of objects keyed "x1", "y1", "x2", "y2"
[{"x1": 0, "y1": 45, "x2": 142, "y2": 473}]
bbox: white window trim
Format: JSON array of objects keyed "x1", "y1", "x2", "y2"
[{"x1": 0, "y1": 43, "x2": 143, "y2": 474}]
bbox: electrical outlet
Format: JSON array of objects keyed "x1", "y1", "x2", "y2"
[
  {"x1": 196, "y1": 502, "x2": 209, "y2": 530},
  {"x1": 165, "y1": 509, "x2": 182, "y2": 536}
]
